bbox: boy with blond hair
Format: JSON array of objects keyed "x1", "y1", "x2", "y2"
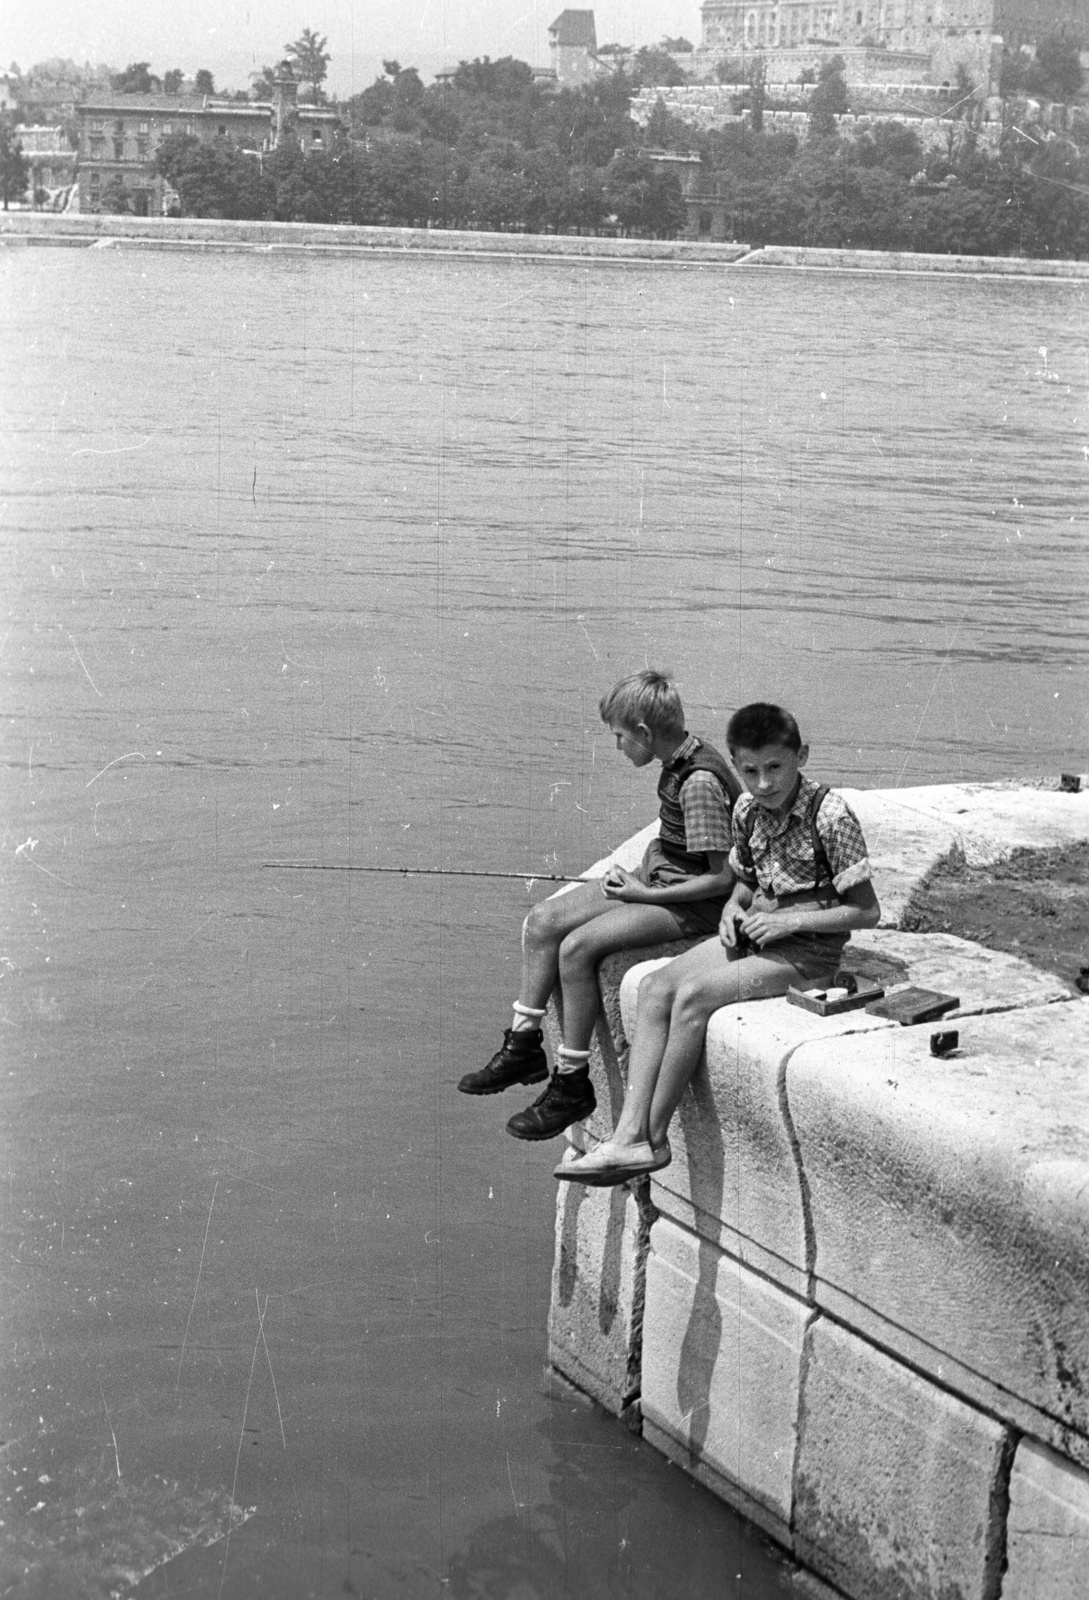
[{"x1": 459, "y1": 670, "x2": 742, "y2": 1142}]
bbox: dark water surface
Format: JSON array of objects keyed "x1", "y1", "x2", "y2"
[{"x1": 1, "y1": 247, "x2": 1087, "y2": 1597}]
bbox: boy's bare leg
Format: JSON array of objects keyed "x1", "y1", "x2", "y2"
[
  {"x1": 554, "y1": 903, "x2": 684, "y2": 1053},
  {"x1": 513, "y1": 882, "x2": 676, "y2": 1029},
  {"x1": 610, "y1": 939, "x2": 803, "y2": 1152}
]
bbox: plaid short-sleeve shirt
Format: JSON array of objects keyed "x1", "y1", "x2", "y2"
[
  {"x1": 728, "y1": 775, "x2": 871, "y2": 899},
  {"x1": 678, "y1": 770, "x2": 733, "y2": 855}
]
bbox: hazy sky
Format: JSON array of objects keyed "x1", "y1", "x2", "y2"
[{"x1": 3, "y1": 1, "x2": 702, "y2": 95}]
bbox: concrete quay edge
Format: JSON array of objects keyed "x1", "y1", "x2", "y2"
[
  {"x1": 547, "y1": 781, "x2": 1089, "y2": 1599},
  {"x1": 4, "y1": 215, "x2": 1089, "y2": 277}
]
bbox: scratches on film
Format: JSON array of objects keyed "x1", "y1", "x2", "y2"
[
  {"x1": 69, "y1": 635, "x2": 103, "y2": 696},
  {"x1": 100, "y1": 1380, "x2": 122, "y2": 1481},
  {"x1": 86, "y1": 751, "x2": 146, "y2": 788},
  {"x1": 177, "y1": 1178, "x2": 218, "y2": 1398},
  {"x1": 219, "y1": 1290, "x2": 278, "y2": 1597}
]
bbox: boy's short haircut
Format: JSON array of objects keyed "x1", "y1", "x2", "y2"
[
  {"x1": 727, "y1": 702, "x2": 803, "y2": 753},
  {"x1": 599, "y1": 670, "x2": 686, "y2": 739}
]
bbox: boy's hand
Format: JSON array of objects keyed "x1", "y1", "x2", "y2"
[
  {"x1": 719, "y1": 905, "x2": 748, "y2": 950},
  {"x1": 738, "y1": 908, "x2": 797, "y2": 947},
  {"x1": 602, "y1": 865, "x2": 647, "y2": 902}
]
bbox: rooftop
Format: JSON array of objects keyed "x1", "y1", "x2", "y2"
[{"x1": 549, "y1": 10, "x2": 598, "y2": 48}]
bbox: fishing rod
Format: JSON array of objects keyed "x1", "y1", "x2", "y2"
[{"x1": 263, "y1": 863, "x2": 599, "y2": 883}]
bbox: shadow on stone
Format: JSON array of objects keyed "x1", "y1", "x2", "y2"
[
  {"x1": 555, "y1": 1180, "x2": 590, "y2": 1309},
  {"x1": 676, "y1": 1058, "x2": 726, "y2": 1463}
]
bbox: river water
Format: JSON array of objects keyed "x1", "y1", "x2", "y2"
[{"x1": 1, "y1": 245, "x2": 1087, "y2": 1598}]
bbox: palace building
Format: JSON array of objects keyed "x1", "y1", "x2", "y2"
[{"x1": 699, "y1": 0, "x2": 1085, "y2": 54}]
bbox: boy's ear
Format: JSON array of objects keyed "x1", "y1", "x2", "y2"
[{"x1": 797, "y1": 743, "x2": 810, "y2": 768}]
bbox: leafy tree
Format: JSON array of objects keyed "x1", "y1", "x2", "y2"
[
  {"x1": 630, "y1": 47, "x2": 688, "y2": 88},
  {"x1": 661, "y1": 37, "x2": 694, "y2": 53},
  {"x1": 347, "y1": 138, "x2": 433, "y2": 225},
  {"x1": 155, "y1": 131, "x2": 270, "y2": 218},
  {"x1": 285, "y1": 28, "x2": 330, "y2": 92},
  {"x1": 251, "y1": 63, "x2": 278, "y2": 99},
  {"x1": 452, "y1": 56, "x2": 534, "y2": 99},
  {"x1": 194, "y1": 69, "x2": 215, "y2": 95},
  {"x1": 604, "y1": 151, "x2": 685, "y2": 236},
  {"x1": 163, "y1": 68, "x2": 184, "y2": 94},
  {"x1": 350, "y1": 73, "x2": 394, "y2": 127},
  {"x1": 749, "y1": 57, "x2": 767, "y2": 135},
  {"x1": 1031, "y1": 30, "x2": 1084, "y2": 101},
  {"x1": 852, "y1": 121, "x2": 924, "y2": 179},
  {"x1": 389, "y1": 66, "x2": 425, "y2": 132},
  {"x1": 100, "y1": 175, "x2": 131, "y2": 213},
  {"x1": 0, "y1": 127, "x2": 29, "y2": 209},
  {"x1": 1000, "y1": 31, "x2": 1083, "y2": 102},
  {"x1": 713, "y1": 56, "x2": 746, "y2": 84},
  {"x1": 808, "y1": 55, "x2": 847, "y2": 137},
  {"x1": 112, "y1": 62, "x2": 158, "y2": 94}
]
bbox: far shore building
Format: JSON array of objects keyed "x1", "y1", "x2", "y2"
[
  {"x1": 549, "y1": 10, "x2": 612, "y2": 85},
  {"x1": 699, "y1": 0, "x2": 1085, "y2": 52},
  {"x1": 13, "y1": 126, "x2": 78, "y2": 208},
  {"x1": 74, "y1": 64, "x2": 339, "y2": 215}
]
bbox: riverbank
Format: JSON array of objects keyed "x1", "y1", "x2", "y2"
[
  {"x1": 548, "y1": 778, "x2": 1089, "y2": 1600},
  {"x1": 3, "y1": 212, "x2": 1089, "y2": 276}
]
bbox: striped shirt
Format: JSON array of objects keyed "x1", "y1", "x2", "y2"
[{"x1": 729, "y1": 775, "x2": 871, "y2": 899}]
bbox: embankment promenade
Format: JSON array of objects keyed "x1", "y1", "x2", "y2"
[
  {"x1": 3, "y1": 212, "x2": 1089, "y2": 277},
  {"x1": 548, "y1": 780, "x2": 1089, "y2": 1600}
]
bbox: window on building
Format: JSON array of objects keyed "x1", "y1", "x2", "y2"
[
  {"x1": 89, "y1": 170, "x2": 101, "y2": 186},
  {"x1": 114, "y1": 140, "x2": 124, "y2": 160},
  {"x1": 139, "y1": 121, "x2": 148, "y2": 133}
]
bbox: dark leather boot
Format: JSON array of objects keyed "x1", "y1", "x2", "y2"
[
  {"x1": 457, "y1": 1028, "x2": 548, "y2": 1095},
  {"x1": 506, "y1": 1068, "x2": 596, "y2": 1140}
]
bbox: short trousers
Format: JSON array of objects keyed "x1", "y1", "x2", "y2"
[
  {"x1": 745, "y1": 890, "x2": 848, "y2": 983},
  {"x1": 634, "y1": 838, "x2": 728, "y2": 938}
]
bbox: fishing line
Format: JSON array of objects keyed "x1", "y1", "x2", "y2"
[{"x1": 262, "y1": 862, "x2": 598, "y2": 883}]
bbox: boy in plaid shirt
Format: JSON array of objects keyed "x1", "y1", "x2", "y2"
[
  {"x1": 556, "y1": 702, "x2": 880, "y2": 1186},
  {"x1": 459, "y1": 670, "x2": 742, "y2": 1143}
]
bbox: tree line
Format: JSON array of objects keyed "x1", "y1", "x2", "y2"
[{"x1": 40, "y1": 32, "x2": 1081, "y2": 258}]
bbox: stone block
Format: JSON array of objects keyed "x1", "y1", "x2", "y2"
[
  {"x1": 640, "y1": 1215, "x2": 809, "y2": 1543},
  {"x1": 619, "y1": 964, "x2": 891, "y2": 1295},
  {"x1": 1004, "y1": 1438, "x2": 1089, "y2": 1600},
  {"x1": 794, "y1": 1319, "x2": 1008, "y2": 1600},
  {"x1": 846, "y1": 928, "x2": 1070, "y2": 1015},
  {"x1": 548, "y1": 1178, "x2": 650, "y2": 1416},
  {"x1": 789, "y1": 1003, "x2": 1089, "y2": 1464}
]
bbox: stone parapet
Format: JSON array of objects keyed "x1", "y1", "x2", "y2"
[{"x1": 547, "y1": 781, "x2": 1089, "y2": 1597}]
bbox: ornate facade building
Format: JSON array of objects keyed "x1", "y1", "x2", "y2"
[
  {"x1": 75, "y1": 65, "x2": 339, "y2": 215},
  {"x1": 700, "y1": 0, "x2": 1084, "y2": 53}
]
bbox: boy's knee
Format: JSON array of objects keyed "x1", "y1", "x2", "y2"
[
  {"x1": 557, "y1": 923, "x2": 596, "y2": 975},
  {"x1": 638, "y1": 964, "x2": 677, "y2": 1016},
  {"x1": 523, "y1": 898, "x2": 564, "y2": 953},
  {"x1": 672, "y1": 976, "x2": 720, "y2": 1029}
]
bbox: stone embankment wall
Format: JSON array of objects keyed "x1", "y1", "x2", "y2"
[
  {"x1": 633, "y1": 82, "x2": 1088, "y2": 151},
  {"x1": 0, "y1": 211, "x2": 752, "y2": 264},
  {"x1": 547, "y1": 782, "x2": 1089, "y2": 1600},
  {"x1": 686, "y1": 46, "x2": 934, "y2": 85}
]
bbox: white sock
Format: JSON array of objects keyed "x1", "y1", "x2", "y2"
[
  {"x1": 556, "y1": 1047, "x2": 591, "y2": 1075},
  {"x1": 511, "y1": 1002, "x2": 545, "y2": 1033}
]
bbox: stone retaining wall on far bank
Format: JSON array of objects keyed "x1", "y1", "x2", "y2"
[
  {"x1": 3, "y1": 213, "x2": 1089, "y2": 278},
  {"x1": 547, "y1": 783, "x2": 1089, "y2": 1599}
]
